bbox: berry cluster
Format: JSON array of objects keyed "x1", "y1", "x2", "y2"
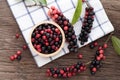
[
  {"x1": 48, "y1": 6, "x2": 79, "y2": 53},
  {"x1": 89, "y1": 43, "x2": 108, "y2": 75},
  {"x1": 78, "y1": 7, "x2": 95, "y2": 45},
  {"x1": 31, "y1": 23, "x2": 62, "y2": 54},
  {"x1": 10, "y1": 50, "x2": 22, "y2": 61},
  {"x1": 47, "y1": 61, "x2": 86, "y2": 78}
]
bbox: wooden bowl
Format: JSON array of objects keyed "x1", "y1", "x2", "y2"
[{"x1": 29, "y1": 21, "x2": 65, "y2": 57}]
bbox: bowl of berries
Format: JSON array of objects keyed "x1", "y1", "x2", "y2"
[{"x1": 29, "y1": 21, "x2": 65, "y2": 57}]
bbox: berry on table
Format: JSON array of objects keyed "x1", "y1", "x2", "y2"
[
  {"x1": 16, "y1": 50, "x2": 22, "y2": 55},
  {"x1": 15, "y1": 33, "x2": 20, "y2": 39},
  {"x1": 78, "y1": 54, "x2": 83, "y2": 59},
  {"x1": 10, "y1": 55, "x2": 15, "y2": 61}
]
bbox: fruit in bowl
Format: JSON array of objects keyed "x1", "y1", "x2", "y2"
[{"x1": 29, "y1": 21, "x2": 65, "y2": 57}]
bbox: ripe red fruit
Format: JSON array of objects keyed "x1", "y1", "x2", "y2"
[
  {"x1": 16, "y1": 50, "x2": 22, "y2": 55},
  {"x1": 53, "y1": 74, "x2": 57, "y2": 78},
  {"x1": 40, "y1": 30, "x2": 44, "y2": 34},
  {"x1": 54, "y1": 14, "x2": 58, "y2": 19},
  {"x1": 14, "y1": 54, "x2": 18, "y2": 59},
  {"x1": 80, "y1": 66, "x2": 84, "y2": 71},
  {"x1": 67, "y1": 73, "x2": 72, "y2": 77},
  {"x1": 55, "y1": 28, "x2": 59, "y2": 32},
  {"x1": 37, "y1": 48, "x2": 41, "y2": 52},
  {"x1": 36, "y1": 34, "x2": 40, "y2": 38},
  {"x1": 31, "y1": 38, "x2": 35, "y2": 42},
  {"x1": 42, "y1": 35, "x2": 47, "y2": 40},
  {"x1": 78, "y1": 54, "x2": 83, "y2": 59},
  {"x1": 63, "y1": 73, "x2": 67, "y2": 78},
  {"x1": 98, "y1": 46, "x2": 103, "y2": 50},
  {"x1": 22, "y1": 45, "x2": 27, "y2": 50},
  {"x1": 46, "y1": 69, "x2": 50, "y2": 73},
  {"x1": 10, "y1": 55, "x2": 15, "y2": 61},
  {"x1": 94, "y1": 42, "x2": 98, "y2": 46},
  {"x1": 55, "y1": 37, "x2": 59, "y2": 42},
  {"x1": 103, "y1": 43, "x2": 108, "y2": 49},
  {"x1": 64, "y1": 26, "x2": 68, "y2": 31},
  {"x1": 15, "y1": 33, "x2": 20, "y2": 39},
  {"x1": 92, "y1": 67, "x2": 97, "y2": 72},
  {"x1": 51, "y1": 6, "x2": 55, "y2": 10},
  {"x1": 99, "y1": 54, "x2": 104, "y2": 58},
  {"x1": 64, "y1": 21, "x2": 68, "y2": 25},
  {"x1": 36, "y1": 45, "x2": 41, "y2": 49},
  {"x1": 97, "y1": 56, "x2": 101, "y2": 61},
  {"x1": 60, "y1": 69, "x2": 64, "y2": 74},
  {"x1": 99, "y1": 49, "x2": 104, "y2": 54}
]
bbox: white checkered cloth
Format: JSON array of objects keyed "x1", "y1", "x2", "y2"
[{"x1": 7, "y1": 0, "x2": 114, "y2": 67}]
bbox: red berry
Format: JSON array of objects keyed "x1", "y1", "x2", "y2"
[
  {"x1": 98, "y1": 46, "x2": 103, "y2": 50},
  {"x1": 54, "y1": 14, "x2": 58, "y2": 19},
  {"x1": 92, "y1": 67, "x2": 97, "y2": 72},
  {"x1": 67, "y1": 73, "x2": 72, "y2": 77},
  {"x1": 99, "y1": 49, "x2": 104, "y2": 54},
  {"x1": 52, "y1": 45, "x2": 55, "y2": 49},
  {"x1": 15, "y1": 33, "x2": 20, "y2": 39},
  {"x1": 99, "y1": 54, "x2": 104, "y2": 58},
  {"x1": 82, "y1": 0, "x2": 85, "y2": 2},
  {"x1": 36, "y1": 45, "x2": 41, "y2": 49},
  {"x1": 63, "y1": 73, "x2": 67, "y2": 78},
  {"x1": 64, "y1": 26, "x2": 68, "y2": 31},
  {"x1": 55, "y1": 37, "x2": 59, "y2": 42},
  {"x1": 78, "y1": 54, "x2": 83, "y2": 59},
  {"x1": 94, "y1": 42, "x2": 98, "y2": 46},
  {"x1": 42, "y1": 35, "x2": 47, "y2": 40},
  {"x1": 36, "y1": 34, "x2": 40, "y2": 38},
  {"x1": 31, "y1": 38, "x2": 35, "y2": 42},
  {"x1": 97, "y1": 56, "x2": 101, "y2": 61},
  {"x1": 14, "y1": 54, "x2": 18, "y2": 59},
  {"x1": 64, "y1": 21, "x2": 68, "y2": 25},
  {"x1": 45, "y1": 42, "x2": 49, "y2": 46},
  {"x1": 53, "y1": 74, "x2": 57, "y2": 78},
  {"x1": 37, "y1": 48, "x2": 41, "y2": 52},
  {"x1": 55, "y1": 28, "x2": 59, "y2": 32},
  {"x1": 40, "y1": 30, "x2": 44, "y2": 34},
  {"x1": 103, "y1": 43, "x2": 108, "y2": 49},
  {"x1": 17, "y1": 50, "x2": 22, "y2": 55},
  {"x1": 10, "y1": 55, "x2": 15, "y2": 61},
  {"x1": 47, "y1": 29, "x2": 51, "y2": 32},
  {"x1": 80, "y1": 66, "x2": 84, "y2": 71},
  {"x1": 60, "y1": 69, "x2": 64, "y2": 74},
  {"x1": 46, "y1": 69, "x2": 50, "y2": 73},
  {"x1": 51, "y1": 6, "x2": 55, "y2": 10},
  {"x1": 22, "y1": 45, "x2": 27, "y2": 50}
]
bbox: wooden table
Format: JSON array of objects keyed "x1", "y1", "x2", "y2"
[{"x1": 0, "y1": 0, "x2": 120, "y2": 80}]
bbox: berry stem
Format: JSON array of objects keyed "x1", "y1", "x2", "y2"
[
  {"x1": 85, "y1": 1, "x2": 92, "y2": 7},
  {"x1": 85, "y1": 61, "x2": 91, "y2": 65},
  {"x1": 26, "y1": 2, "x2": 49, "y2": 9}
]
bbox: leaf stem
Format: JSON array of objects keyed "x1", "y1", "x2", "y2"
[{"x1": 105, "y1": 32, "x2": 113, "y2": 44}]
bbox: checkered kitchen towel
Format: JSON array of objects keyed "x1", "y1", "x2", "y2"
[{"x1": 7, "y1": 0, "x2": 114, "y2": 67}]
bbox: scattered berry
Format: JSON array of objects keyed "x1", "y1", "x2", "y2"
[
  {"x1": 78, "y1": 54, "x2": 83, "y2": 59},
  {"x1": 16, "y1": 50, "x2": 22, "y2": 55},
  {"x1": 15, "y1": 33, "x2": 20, "y2": 39},
  {"x1": 17, "y1": 55, "x2": 22, "y2": 61},
  {"x1": 10, "y1": 55, "x2": 15, "y2": 61},
  {"x1": 22, "y1": 45, "x2": 28, "y2": 50}
]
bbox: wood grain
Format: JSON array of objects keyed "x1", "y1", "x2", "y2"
[{"x1": 0, "y1": 0, "x2": 120, "y2": 80}]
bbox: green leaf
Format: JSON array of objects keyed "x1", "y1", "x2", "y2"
[
  {"x1": 71, "y1": 0, "x2": 82, "y2": 25},
  {"x1": 37, "y1": 0, "x2": 47, "y2": 5},
  {"x1": 111, "y1": 36, "x2": 120, "y2": 55}
]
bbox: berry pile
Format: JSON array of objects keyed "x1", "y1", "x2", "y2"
[
  {"x1": 10, "y1": 50, "x2": 22, "y2": 61},
  {"x1": 89, "y1": 43, "x2": 108, "y2": 75},
  {"x1": 48, "y1": 6, "x2": 79, "y2": 53},
  {"x1": 31, "y1": 23, "x2": 63, "y2": 54},
  {"x1": 47, "y1": 61, "x2": 86, "y2": 78},
  {"x1": 78, "y1": 7, "x2": 95, "y2": 45}
]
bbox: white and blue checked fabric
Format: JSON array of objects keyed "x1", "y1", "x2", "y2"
[{"x1": 7, "y1": 0, "x2": 114, "y2": 67}]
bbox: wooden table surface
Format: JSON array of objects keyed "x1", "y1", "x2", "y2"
[{"x1": 0, "y1": 0, "x2": 120, "y2": 80}]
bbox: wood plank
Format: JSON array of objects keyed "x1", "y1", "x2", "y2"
[{"x1": 0, "y1": 0, "x2": 120, "y2": 80}]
